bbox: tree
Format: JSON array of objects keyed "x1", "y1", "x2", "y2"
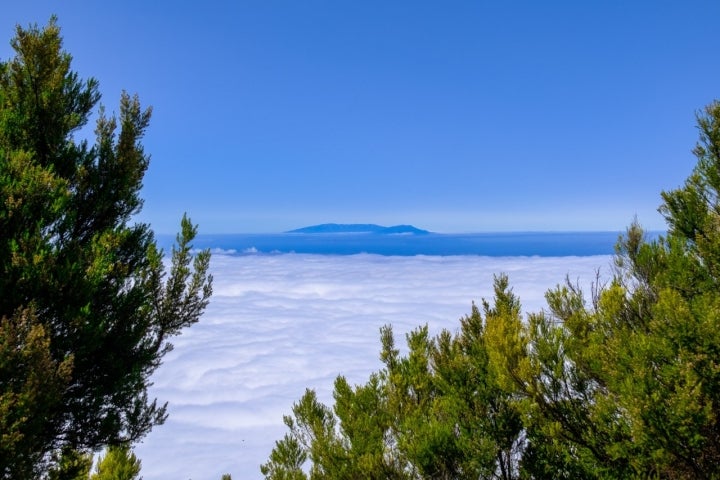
[
  {"x1": 0, "y1": 308, "x2": 73, "y2": 477},
  {"x1": 0, "y1": 17, "x2": 212, "y2": 477},
  {"x1": 486, "y1": 102, "x2": 720, "y2": 478},
  {"x1": 47, "y1": 448, "x2": 93, "y2": 480},
  {"x1": 91, "y1": 445, "x2": 142, "y2": 480},
  {"x1": 262, "y1": 311, "x2": 524, "y2": 479}
]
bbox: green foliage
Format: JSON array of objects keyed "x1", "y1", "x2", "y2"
[
  {"x1": 260, "y1": 433, "x2": 309, "y2": 479},
  {"x1": 263, "y1": 299, "x2": 523, "y2": 479},
  {"x1": 266, "y1": 100, "x2": 720, "y2": 479},
  {"x1": 0, "y1": 308, "x2": 73, "y2": 477},
  {"x1": 47, "y1": 448, "x2": 93, "y2": 480},
  {"x1": 0, "y1": 17, "x2": 212, "y2": 477},
  {"x1": 90, "y1": 445, "x2": 142, "y2": 480},
  {"x1": 489, "y1": 101, "x2": 720, "y2": 478}
]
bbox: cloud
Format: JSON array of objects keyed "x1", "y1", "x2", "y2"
[{"x1": 134, "y1": 253, "x2": 612, "y2": 479}]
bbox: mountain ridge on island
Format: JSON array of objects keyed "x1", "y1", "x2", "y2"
[{"x1": 286, "y1": 223, "x2": 431, "y2": 235}]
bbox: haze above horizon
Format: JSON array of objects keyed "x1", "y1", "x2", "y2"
[{"x1": 3, "y1": 2, "x2": 719, "y2": 234}]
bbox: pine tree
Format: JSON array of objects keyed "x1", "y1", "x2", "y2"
[
  {"x1": 486, "y1": 102, "x2": 720, "y2": 478},
  {"x1": 0, "y1": 17, "x2": 212, "y2": 477},
  {"x1": 262, "y1": 314, "x2": 524, "y2": 479},
  {"x1": 91, "y1": 446, "x2": 142, "y2": 480}
]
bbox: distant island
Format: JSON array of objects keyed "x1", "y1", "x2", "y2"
[{"x1": 286, "y1": 223, "x2": 431, "y2": 235}]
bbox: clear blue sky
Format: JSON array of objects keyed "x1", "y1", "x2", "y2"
[{"x1": 3, "y1": 1, "x2": 719, "y2": 233}]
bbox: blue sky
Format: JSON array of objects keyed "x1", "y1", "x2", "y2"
[{"x1": 3, "y1": 1, "x2": 719, "y2": 233}]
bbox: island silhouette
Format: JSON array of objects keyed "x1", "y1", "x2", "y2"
[{"x1": 286, "y1": 223, "x2": 430, "y2": 235}]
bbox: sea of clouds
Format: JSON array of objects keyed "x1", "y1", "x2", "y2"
[{"x1": 133, "y1": 252, "x2": 613, "y2": 479}]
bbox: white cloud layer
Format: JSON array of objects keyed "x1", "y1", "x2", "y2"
[{"x1": 134, "y1": 253, "x2": 612, "y2": 479}]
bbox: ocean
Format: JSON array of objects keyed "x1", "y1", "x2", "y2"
[{"x1": 157, "y1": 231, "x2": 655, "y2": 257}]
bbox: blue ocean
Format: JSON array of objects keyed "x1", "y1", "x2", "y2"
[{"x1": 158, "y1": 231, "x2": 662, "y2": 257}]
